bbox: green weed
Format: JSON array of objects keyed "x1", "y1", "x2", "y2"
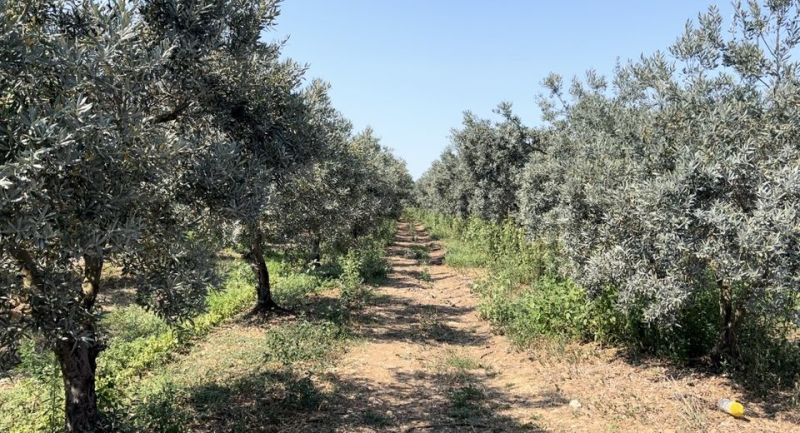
[
  {"x1": 405, "y1": 245, "x2": 430, "y2": 264},
  {"x1": 443, "y1": 239, "x2": 492, "y2": 268},
  {"x1": 280, "y1": 372, "x2": 322, "y2": 410},
  {"x1": 445, "y1": 353, "x2": 481, "y2": 371},
  {"x1": 273, "y1": 273, "x2": 322, "y2": 308},
  {"x1": 100, "y1": 305, "x2": 169, "y2": 344},
  {"x1": 419, "y1": 267, "x2": 432, "y2": 283},
  {"x1": 264, "y1": 320, "x2": 347, "y2": 366},
  {"x1": 447, "y1": 385, "x2": 487, "y2": 420},
  {"x1": 355, "y1": 240, "x2": 392, "y2": 284},
  {"x1": 339, "y1": 250, "x2": 371, "y2": 307}
]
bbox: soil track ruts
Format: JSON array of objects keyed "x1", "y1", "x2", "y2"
[{"x1": 323, "y1": 221, "x2": 540, "y2": 432}]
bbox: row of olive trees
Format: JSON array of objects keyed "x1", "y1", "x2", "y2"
[
  {"x1": 0, "y1": 1, "x2": 411, "y2": 430},
  {"x1": 417, "y1": 0, "x2": 800, "y2": 365},
  {"x1": 415, "y1": 103, "x2": 543, "y2": 221}
]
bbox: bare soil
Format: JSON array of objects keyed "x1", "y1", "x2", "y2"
[
  {"x1": 131, "y1": 221, "x2": 800, "y2": 432},
  {"x1": 312, "y1": 221, "x2": 799, "y2": 432}
]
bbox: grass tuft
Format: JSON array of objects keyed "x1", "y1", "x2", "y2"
[
  {"x1": 264, "y1": 320, "x2": 348, "y2": 366},
  {"x1": 447, "y1": 384, "x2": 487, "y2": 420}
]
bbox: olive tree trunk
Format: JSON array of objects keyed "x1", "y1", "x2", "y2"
[
  {"x1": 246, "y1": 228, "x2": 284, "y2": 315},
  {"x1": 56, "y1": 253, "x2": 104, "y2": 431},
  {"x1": 56, "y1": 341, "x2": 102, "y2": 432},
  {"x1": 714, "y1": 279, "x2": 747, "y2": 363},
  {"x1": 310, "y1": 234, "x2": 321, "y2": 266}
]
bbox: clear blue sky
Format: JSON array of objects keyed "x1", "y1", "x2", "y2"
[{"x1": 268, "y1": 1, "x2": 735, "y2": 179}]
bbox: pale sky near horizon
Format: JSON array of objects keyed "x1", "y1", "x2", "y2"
[{"x1": 269, "y1": 1, "x2": 736, "y2": 179}]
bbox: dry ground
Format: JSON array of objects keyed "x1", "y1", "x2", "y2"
[
  {"x1": 133, "y1": 221, "x2": 800, "y2": 432},
  {"x1": 314, "y1": 221, "x2": 800, "y2": 432}
]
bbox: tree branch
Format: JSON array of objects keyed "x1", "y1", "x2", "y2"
[
  {"x1": 9, "y1": 246, "x2": 43, "y2": 291},
  {"x1": 153, "y1": 101, "x2": 190, "y2": 124}
]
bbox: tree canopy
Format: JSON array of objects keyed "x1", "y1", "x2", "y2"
[
  {"x1": 0, "y1": 1, "x2": 412, "y2": 430},
  {"x1": 416, "y1": 0, "x2": 800, "y2": 363}
]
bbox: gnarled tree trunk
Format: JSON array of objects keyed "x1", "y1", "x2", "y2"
[
  {"x1": 310, "y1": 234, "x2": 321, "y2": 267},
  {"x1": 11, "y1": 247, "x2": 106, "y2": 431},
  {"x1": 81, "y1": 254, "x2": 103, "y2": 309},
  {"x1": 246, "y1": 227, "x2": 284, "y2": 315},
  {"x1": 714, "y1": 279, "x2": 746, "y2": 363},
  {"x1": 56, "y1": 341, "x2": 102, "y2": 432},
  {"x1": 56, "y1": 253, "x2": 104, "y2": 431}
]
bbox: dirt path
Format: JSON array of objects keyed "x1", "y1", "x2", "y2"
[
  {"x1": 324, "y1": 221, "x2": 538, "y2": 432},
  {"x1": 135, "y1": 221, "x2": 798, "y2": 432},
  {"x1": 320, "y1": 221, "x2": 797, "y2": 432}
]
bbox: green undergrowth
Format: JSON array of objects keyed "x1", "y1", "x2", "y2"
[
  {"x1": 353, "y1": 236, "x2": 394, "y2": 285},
  {"x1": 111, "y1": 308, "x2": 353, "y2": 432},
  {"x1": 0, "y1": 233, "x2": 391, "y2": 432},
  {"x1": 438, "y1": 239, "x2": 491, "y2": 268},
  {"x1": 408, "y1": 209, "x2": 800, "y2": 395},
  {"x1": 111, "y1": 317, "x2": 351, "y2": 432},
  {"x1": 0, "y1": 257, "x2": 260, "y2": 433},
  {"x1": 105, "y1": 250, "x2": 364, "y2": 432},
  {"x1": 404, "y1": 244, "x2": 430, "y2": 264},
  {"x1": 264, "y1": 320, "x2": 349, "y2": 366}
]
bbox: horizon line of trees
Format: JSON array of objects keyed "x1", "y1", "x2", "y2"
[
  {"x1": 0, "y1": 0, "x2": 412, "y2": 430},
  {"x1": 417, "y1": 0, "x2": 800, "y2": 368}
]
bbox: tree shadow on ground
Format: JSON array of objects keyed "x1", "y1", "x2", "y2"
[
  {"x1": 610, "y1": 349, "x2": 800, "y2": 425},
  {"x1": 289, "y1": 289, "x2": 489, "y2": 347},
  {"x1": 145, "y1": 361, "x2": 547, "y2": 432},
  {"x1": 354, "y1": 293, "x2": 490, "y2": 347},
  {"x1": 108, "y1": 223, "x2": 545, "y2": 432}
]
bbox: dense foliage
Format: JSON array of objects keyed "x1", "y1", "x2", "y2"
[
  {"x1": 416, "y1": 103, "x2": 541, "y2": 221},
  {"x1": 0, "y1": 0, "x2": 411, "y2": 430},
  {"x1": 416, "y1": 0, "x2": 800, "y2": 376}
]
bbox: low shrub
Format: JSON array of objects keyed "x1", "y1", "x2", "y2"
[
  {"x1": 273, "y1": 273, "x2": 323, "y2": 308},
  {"x1": 100, "y1": 306, "x2": 169, "y2": 344},
  {"x1": 338, "y1": 250, "x2": 371, "y2": 307},
  {"x1": 411, "y1": 209, "x2": 797, "y2": 381},
  {"x1": 419, "y1": 267, "x2": 432, "y2": 283},
  {"x1": 264, "y1": 320, "x2": 347, "y2": 366},
  {"x1": 354, "y1": 239, "x2": 392, "y2": 284}
]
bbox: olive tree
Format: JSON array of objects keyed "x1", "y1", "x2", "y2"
[
  {"x1": 519, "y1": 0, "x2": 800, "y2": 361},
  {"x1": 415, "y1": 147, "x2": 472, "y2": 218},
  {"x1": 417, "y1": 103, "x2": 541, "y2": 222},
  {"x1": 345, "y1": 128, "x2": 414, "y2": 240},
  {"x1": 264, "y1": 80, "x2": 357, "y2": 264},
  {"x1": 180, "y1": 56, "x2": 314, "y2": 315},
  {"x1": 271, "y1": 124, "x2": 412, "y2": 265},
  {"x1": 0, "y1": 0, "x2": 227, "y2": 429},
  {"x1": 141, "y1": 0, "x2": 328, "y2": 315}
]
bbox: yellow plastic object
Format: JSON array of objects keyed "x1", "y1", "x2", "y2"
[{"x1": 718, "y1": 399, "x2": 745, "y2": 418}]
